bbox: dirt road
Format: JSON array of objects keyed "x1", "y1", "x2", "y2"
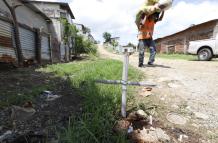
[{"x1": 98, "y1": 45, "x2": 218, "y2": 138}]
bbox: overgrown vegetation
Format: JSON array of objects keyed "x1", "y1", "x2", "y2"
[
  {"x1": 41, "y1": 58, "x2": 143, "y2": 143},
  {"x1": 74, "y1": 34, "x2": 97, "y2": 56},
  {"x1": 61, "y1": 18, "x2": 97, "y2": 57}
]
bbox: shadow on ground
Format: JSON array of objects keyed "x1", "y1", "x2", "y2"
[
  {"x1": 0, "y1": 66, "x2": 83, "y2": 143},
  {"x1": 142, "y1": 64, "x2": 171, "y2": 69}
]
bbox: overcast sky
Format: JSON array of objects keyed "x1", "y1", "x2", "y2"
[{"x1": 42, "y1": 0, "x2": 218, "y2": 45}]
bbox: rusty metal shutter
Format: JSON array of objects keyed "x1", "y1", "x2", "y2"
[
  {"x1": 19, "y1": 27, "x2": 36, "y2": 60},
  {"x1": 0, "y1": 20, "x2": 16, "y2": 63},
  {"x1": 41, "y1": 35, "x2": 50, "y2": 60}
]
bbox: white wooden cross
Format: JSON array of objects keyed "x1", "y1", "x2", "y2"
[{"x1": 97, "y1": 47, "x2": 156, "y2": 118}]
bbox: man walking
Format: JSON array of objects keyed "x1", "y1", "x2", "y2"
[{"x1": 137, "y1": 0, "x2": 165, "y2": 67}]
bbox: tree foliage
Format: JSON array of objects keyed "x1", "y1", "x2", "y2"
[
  {"x1": 111, "y1": 40, "x2": 119, "y2": 47},
  {"x1": 103, "y1": 32, "x2": 112, "y2": 43},
  {"x1": 61, "y1": 18, "x2": 78, "y2": 44},
  {"x1": 127, "y1": 42, "x2": 136, "y2": 48},
  {"x1": 60, "y1": 18, "x2": 97, "y2": 57}
]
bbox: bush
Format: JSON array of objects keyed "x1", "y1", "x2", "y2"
[{"x1": 74, "y1": 35, "x2": 97, "y2": 56}]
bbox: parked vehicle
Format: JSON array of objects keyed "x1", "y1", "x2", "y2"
[{"x1": 188, "y1": 35, "x2": 218, "y2": 61}]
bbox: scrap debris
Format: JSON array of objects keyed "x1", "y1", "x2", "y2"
[{"x1": 114, "y1": 109, "x2": 171, "y2": 143}]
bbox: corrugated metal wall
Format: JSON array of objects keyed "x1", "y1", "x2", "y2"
[
  {"x1": 41, "y1": 35, "x2": 50, "y2": 61},
  {"x1": 0, "y1": 20, "x2": 17, "y2": 63},
  {"x1": 19, "y1": 27, "x2": 36, "y2": 60}
]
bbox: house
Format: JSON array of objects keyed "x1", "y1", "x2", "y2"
[
  {"x1": 74, "y1": 23, "x2": 96, "y2": 43},
  {"x1": 110, "y1": 37, "x2": 120, "y2": 44},
  {"x1": 75, "y1": 23, "x2": 87, "y2": 35},
  {"x1": 109, "y1": 37, "x2": 121, "y2": 53},
  {"x1": 155, "y1": 19, "x2": 218, "y2": 54},
  {"x1": 0, "y1": 0, "x2": 52, "y2": 65},
  {"x1": 29, "y1": 0, "x2": 75, "y2": 62}
]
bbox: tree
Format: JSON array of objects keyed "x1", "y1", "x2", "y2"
[
  {"x1": 3, "y1": 0, "x2": 23, "y2": 66},
  {"x1": 60, "y1": 18, "x2": 78, "y2": 61},
  {"x1": 127, "y1": 42, "x2": 136, "y2": 47},
  {"x1": 61, "y1": 18, "x2": 97, "y2": 58},
  {"x1": 103, "y1": 32, "x2": 111, "y2": 43},
  {"x1": 73, "y1": 35, "x2": 97, "y2": 57},
  {"x1": 111, "y1": 40, "x2": 119, "y2": 48},
  {"x1": 126, "y1": 42, "x2": 137, "y2": 50}
]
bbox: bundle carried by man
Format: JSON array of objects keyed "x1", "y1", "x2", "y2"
[{"x1": 135, "y1": 0, "x2": 173, "y2": 29}]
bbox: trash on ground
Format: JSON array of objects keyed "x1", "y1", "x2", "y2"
[
  {"x1": 140, "y1": 87, "x2": 153, "y2": 97},
  {"x1": 113, "y1": 120, "x2": 131, "y2": 134},
  {"x1": 136, "y1": 110, "x2": 148, "y2": 119},
  {"x1": 127, "y1": 110, "x2": 148, "y2": 121},
  {"x1": 168, "y1": 83, "x2": 180, "y2": 88},
  {"x1": 149, "y1": 115, "x2": 153, "y2": 125},
  {"x1": 194, "y1": 112, "x2": 209, "y2": 120},
  {"x1": 130, "y1": 127, "x2": 170, "y2": 143},
  {"x1": 11, "y1": 105, "x2": 36, "y2": 121},
  {"x1": 41, "y1": 91, "x2": 61, "y2": 101},
  {"x1": 127, "y1": 125, "x2": 134, "y2": 134},
  {"x1": 178, "y1": 134, "x2": 189, "y2": 142}
]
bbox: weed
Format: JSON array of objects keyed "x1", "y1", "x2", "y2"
[{"x1": 41, "y1": 59, "x2": 143, "y2": 143}]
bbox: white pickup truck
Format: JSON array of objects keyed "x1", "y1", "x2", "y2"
[{"x1": 188, "y1": 36, "x2": 218, "y2": 61}]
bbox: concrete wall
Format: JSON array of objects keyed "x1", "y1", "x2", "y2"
[
  {"x1": 51, "y1": 19, "x2": 62, "y2": 41},
  {"x1": 0, "y1": 0, "x2": 49, "y2": 33},
  {"x1": 31, "y1": 2, "x2": 73, "y2": 62},
  {"x1": 32, "y1": 3, "x2": 60, "y2": 18},
  {"x1": 32, "y1": 3, "x2": 72, "y2": 41}
]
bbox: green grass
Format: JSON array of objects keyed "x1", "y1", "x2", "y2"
[
  {"x1": 40, "y1": 58, "x2": 143, "y2": 143},
  {"x1": 156, "y1": 53, "x2": 197, "y2": 60}
]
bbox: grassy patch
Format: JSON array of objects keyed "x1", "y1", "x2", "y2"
[
  {"x1": 40, "y1": 58, "x2": 143, "y2": 143},
  {"x1": 157, "y1": 53, "x2": 197, "y2": 60}
]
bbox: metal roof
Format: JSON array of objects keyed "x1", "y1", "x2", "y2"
[{"x1": 155, "y1": 19, "x2": 218, "y2": 41}]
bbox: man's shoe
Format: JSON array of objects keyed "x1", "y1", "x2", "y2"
[
  {"x1": 138, "y1": 63, "x2": 143, "y2": 67},
  {"x1": 147, "y1": 62, "x2": 154, "y2": 65}
]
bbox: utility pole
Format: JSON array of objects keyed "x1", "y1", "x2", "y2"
[{"x1": 3, "y1": 0, "x2": 23, "y2": 66}]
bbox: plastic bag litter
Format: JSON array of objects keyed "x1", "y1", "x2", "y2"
[{"x1": 41, "y1": 91, "x2": 61, "y2": 101}]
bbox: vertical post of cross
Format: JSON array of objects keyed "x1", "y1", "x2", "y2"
[{"x1": 121, "y1": 49, "x2": 129, "y2": 118}]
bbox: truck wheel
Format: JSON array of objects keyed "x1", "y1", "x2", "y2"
[{"x1": 198, "y1": 48, "x2": 212, "y2": 61}]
